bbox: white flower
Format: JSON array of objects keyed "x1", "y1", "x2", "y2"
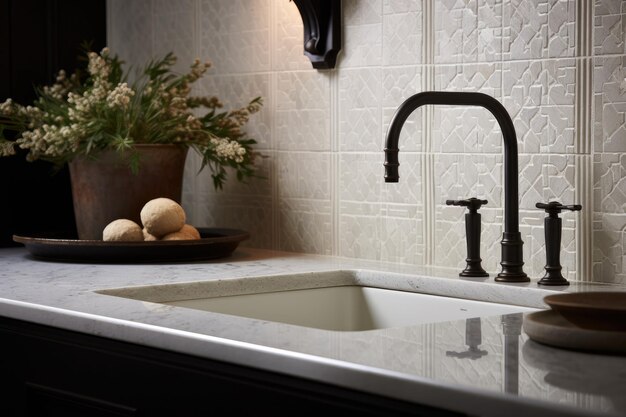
[
  {"x1": 106, "y1": 83, "x2": 135, "y2": 109},
  {"x1": 0, "y1": 98, "x2": 13, "y2": 115},
  {"x1": 211, "y1": 137, "x2": 246, "y2": 163},
  {"x1": 87, "y1": 51, "x2": 110, "y2": 80},
  {"x1": 0, "y1": 140, "x2": 15, "y2": 156}
]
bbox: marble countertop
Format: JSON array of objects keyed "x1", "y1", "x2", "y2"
[{"x1": 1, "y1": 246, "x2": 625, "y2": 417}]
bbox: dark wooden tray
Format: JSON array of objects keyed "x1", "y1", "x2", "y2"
[
  {"x1": 13, "y1": 228, "x2": 249, "y2": 263},
  {"x1": 544, "y1": 292, "x2": 626, "y2": 332}
]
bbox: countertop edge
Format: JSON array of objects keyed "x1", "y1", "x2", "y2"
[{"x1": 0, "y1": 296, "x2": 610, "y2": 417}]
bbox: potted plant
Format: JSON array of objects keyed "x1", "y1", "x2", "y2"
[{"x1": 0, "y1": 47, "x2": 263, "y2": 239}]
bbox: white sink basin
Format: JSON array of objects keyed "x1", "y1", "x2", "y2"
[{"x1": 97, "y1": 270, "x2": 538, "y2": 332}]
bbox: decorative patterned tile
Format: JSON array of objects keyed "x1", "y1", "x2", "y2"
[
  {"x1": 379, "y1": 204, "x2": 424, "y2": 265},
  {"x1": 383, "y1": 0, "x2": 420, "y2": 14},
  {"x1": 197, "y1": 73, "x2": 271, "y2": 149},
  {"x1": 275, "y1": 72, "x2": 330, "y2": 151},
  {"x1": 383, "y1": 3, "x2": 422, "y2": 65},
  {"x1": 153, "y1": 12, "x2": 195, "y2": 74},
  {"x1": 153, "y1": 0, "x2": 194, "y2": 15},
  {"x1": 199, "y1": 0, "x2": 270, "y2": 73},
  {"x1": 518, "y1": 154, "x2": 576, "y2": 211},
  {"x1": 341, "y1": 0, "x2": 383, "y2": 67},
  {"x1": 191, "y1": 148, "x2": 273, "y2": 244},
  {"x1": 195, "y1": 193, "x2": 273, "y2": 249},
  {"x1": 434, "y1": 154, "x2": 504, "y2": 207},
  {"x1": 339, "y1": 199, "x2": 423, "y2": 264},
  {"x1": 382, "y1": 66, "x2": 423, "y2": 152},
  {"x1": 503, "y1": 0, "x2": 576, "y2": 60},
  {"x1": 594, "y1": 56, "x2": 626, "y2": 153},
  {"x1": 433, "y1": 63, "x2": 503, "y2": 154},
  {"x1": 192, "y1": 148, "x2": 273, "y2": 207},
  {"x1": 108, "y1": 0, "x2": 626, "y2": 286},
  {"x1": 339, "y1": 68, "x2": 382, "y2": 151},
  {"x1": 593, "y1": 212, "x2": 626, "y2": 284},
  {"x1": 344, "y1": 0, "x2": 383, "y2": 25},
  {"x1": 503, "y1": 59, "x2": 576, "y2": 154},
  {"x1": 340, "y1": 197, "x2": 425, "y2": 264},
  {"x1": 279, "y1": 198, "x2": 332, "y2": 255},
  {"x1": 594, "y1": 0, "x2": 626, "y2": 56},
  {"x1": 339, "y1": 209, "x2": 382, "y2": 260},
  {"x1": 273, "y1": 0, "x2": 313, "y2": 70},
  {"x1": 382, "y1": 66, "x2": 422, "y2": 107},
  {"x1": 594, "y1": 153, "x2": 626, "y2": 213},
  {"x1": 340, "y1": 153, "x2": 385, "y2": 202},
  {"x1": 380, "y1": 152, "x2": 422, "y2": 205},
  {"x1": 107, "y1": 0, "x2": 153, "y2": 70},
  {"x1": 181, "y1": 151, "x2": 203, "y2": 223},
  {"x1": 434, "y1": 0, "x2": 502, "y2": 64},
  {"x1": 277, "y1": 152, "x2": 331, "y2": 200}
]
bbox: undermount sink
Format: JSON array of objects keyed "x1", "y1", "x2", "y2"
[{"x1": 96, "y1": 270, "x2": 538, "y2": 332}]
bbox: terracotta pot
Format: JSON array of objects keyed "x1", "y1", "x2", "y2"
[{"x1": 69, "y1": 144, "x2": 189, "y2": 240}]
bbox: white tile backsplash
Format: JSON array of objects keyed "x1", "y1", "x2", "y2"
[
  {"x1": 383, "y1": 4, "x2": 422, "y2": 65},
  {"x1": 199, "y1": 0, "x2": 270, "y2": 73},
  {"x1": 594, "y1": 56, "x2": 626, "y2": 153},
  {"x1": 109, "y1": 0, "x2": 626, "y2": 284},
  {"x1": 503, "y1": 59, "x2": 576, "y2": 154},
  {"x1": 502, "y1": 0, "x2": 576, "y2": 60},
  {"x1": 433, "y1": 63, "x2": 502, "y2": 154},
  {"x1": 338, "y1": 68, "x2": 383, "y2": 151},
  {"x1": 434, "y1": 0, "x2": 502, "y2": 64},
  {"x1": 594, "y1": 0, "x2": 626, "y2": 56}
]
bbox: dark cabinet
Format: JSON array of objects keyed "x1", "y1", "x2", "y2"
[{"x1": 0, "y1": 316, "x2": 465, "y2": 417}]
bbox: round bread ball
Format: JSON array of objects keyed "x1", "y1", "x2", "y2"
[
  {"x1": 140, "y1": 198, "x2": 186, "y2": 238},
  {"x1": 142, "y1": 228, "x2": 159, "y2": 241},
  {"x1": 179, "y1": 224, "x2": 201, "y2": 240},
  {"x1": 161, "y1": 230, "x2": 198, "y2": 241},
  {"x1": 103, "y1": 219, "x2": 144, "y2": 242}
]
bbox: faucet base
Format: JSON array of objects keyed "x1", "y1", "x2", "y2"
[
  {"x1": 495, "y1": 232, "x2": 529, "y2": 283},
  {"x1": 460, "y1": 260, "x2": 489, "y2": 278},
  {"x1": 537, "y1": 266, "x2": 570, "y2": 286},
  {"x1": 494, "y1": 274, "x2": 529, "y2": 283}
]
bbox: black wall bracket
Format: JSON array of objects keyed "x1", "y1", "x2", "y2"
[{"x1": 292, "y1": 0, "x2": 341, "y2": 69}]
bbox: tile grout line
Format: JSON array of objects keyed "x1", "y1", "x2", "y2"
[
  {"x1": 189, "y1": 0, "x2": 201, "y2": 224},
  {"x1": 379, "y1": 0, "x2": 384, "y2": 261},
  {"x1": 269, "y1": 1, "x2": 279, "y2": 250},
  {"x1": 331, "y1": 68, "x2": 339, "y2": 257},
  {"x1": 422, "y1": 0, "x2": 435, "y2": 267},
  {"x1": 575, "y1": 155, "x2": 593, "y2": 281},
  {"x1": 574, "y1": 0, "x2": 593, "y2": 281},
  {"x1": 105, "y1": 1, "x2": 113, "y2": 49}
]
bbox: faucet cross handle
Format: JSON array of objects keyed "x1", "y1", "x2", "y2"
[
  {"x1": 446, "y1": 197, "x2": 489, "y2": 278},
  {"x1": 536, "y1": 201, "x2": 582, "y2": 217},
  {"x1": 535, "y1": 201, "x2": 583, "y2": 286},
  {"x1": 446, "y1": 198, "x2": 488, "y2": 213}
]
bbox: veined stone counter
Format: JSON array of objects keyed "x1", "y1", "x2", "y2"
[{"x1": 0, "y1": 247, "x2": 624, "y2": 417}]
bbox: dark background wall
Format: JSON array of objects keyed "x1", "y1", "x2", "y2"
[{"x1": 0, "y1": 0, "x2": 106, "y2": 245}]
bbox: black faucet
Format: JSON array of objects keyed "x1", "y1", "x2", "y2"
[
  {"x1": 535, "y1": 201, "x2": 582, "y2": 286},
  {"x1": 446, "y1": 198, "x2": 489, "y2": 278},
  {"x1": 384, "y1": 91, "x2": 529, "y2": 283}
]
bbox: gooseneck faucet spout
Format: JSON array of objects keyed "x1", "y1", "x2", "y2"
[{"x1": 384, "y1": 91, "x2": 529, "y2": 283}]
